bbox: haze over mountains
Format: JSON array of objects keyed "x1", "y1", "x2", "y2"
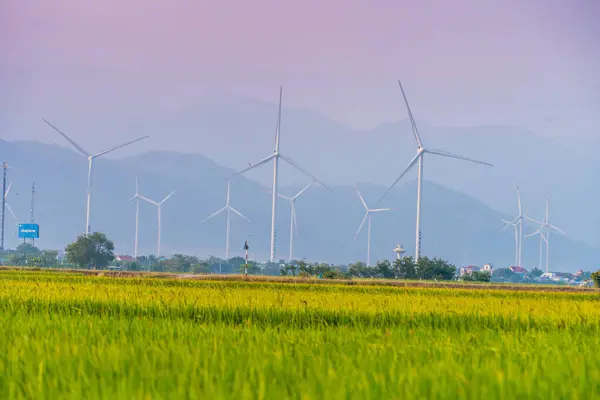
[{"x1": 1, "y1": 93, "x2": 598, "y2": 271}]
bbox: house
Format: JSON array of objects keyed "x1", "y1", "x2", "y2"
[
  {"x1": 115, "y1": 255, "x2": 135, "y2": 262},
  {"x1": 460, "y1": 265, "x2": 480, "y2": 276},
  {"x1": 509, "y1": 266, "x2": 528, "y2": 274},
  {"x1": 481, "y1": 264, "x2": 494, "y2": 274}
]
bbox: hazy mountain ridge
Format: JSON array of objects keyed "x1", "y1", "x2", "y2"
[
  {"x1": 1, "y1": 139, "x2": 597, "y2": 271},
  {"x1": 23, "y1": 89, "x2": 595, "y2": 247}
]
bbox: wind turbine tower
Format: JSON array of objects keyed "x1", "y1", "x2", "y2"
[
  {"x1": 525, "y1": 199, "x2": 565, "y2": 273},
  {"x1": 1, "y1": 162, "x2": 16, "y2": 252},
  {"x1": 279, "y1": 180, "x2": 314, "y2": 262},
  {"x1": 376, "y1": 80, "x2": 493, "y2": 261},
  {"x1": 354, "y1": 186, "x2": 393, "y2": 267},
  {"x1": 501, "y1": 185, "x2": 527, "y2": 266},
  {"x1": 229, "y1": 87, "x2": 328, "y2": 262},
  {"x1": 139, "y1": 189, "x2": 176, "y2": 258},
  {"x1": 43, "y1": 119, "x2": 148, "y2": 236},
  {"x1": 127, "y1": 177, "x2": 141, "y2": 258},
  {"x1": 201, "y1": 181, "x2": 249, "y2": 260}
]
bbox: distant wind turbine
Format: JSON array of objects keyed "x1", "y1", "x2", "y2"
[
  {"x1": 139, "y1": 190, "x2": 176, "y2": 258},
  {"x1": 42, "y1": 118, "x2": 148, "y2": 236},
  {"x1": 376, "y1": 80, "x2": 493, "y2": 261},
  {"x1": 525, "y1": 199, "x2": 565, "y2": 273},
  {"x1": 229, "y1": 86, "x2": 329, "y2": 262},
  {"x1": 279, "y1": 180, "x2": 314, "y2": 262},
  {"x1": 501, "y1": 184, "x2": 527, "y2": 266},
  {"x1": 127, "y1": 177, "x2": 141, "y2": 258},
  {"x1": 201, "y1": 181, "x2": 249, "y2": 261},
  {"x1": 354, "y1": 186, "x2": 393, "y2": 267}
]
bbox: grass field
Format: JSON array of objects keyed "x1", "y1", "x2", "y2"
[{"x1": 1, "y1": 269, "x2": 599, "y2": 399}]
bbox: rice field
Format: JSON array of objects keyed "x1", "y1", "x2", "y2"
[{"x1": 0, "y1": 269, "x2": 599, "y2": 399}]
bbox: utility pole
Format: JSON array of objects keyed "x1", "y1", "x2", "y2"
[
  {"x1": 1, "y1": 162, "x2": 8, "y2": 252},
  {"x1": 30, "y1": 182, "x2": 36, "y2": 246},
  {"x1": 244, "y1": 240, "x2": 249, "y2": 276}
]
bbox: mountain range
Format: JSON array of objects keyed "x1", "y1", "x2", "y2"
[
  {"x1": 5, "y1": 88, "x2": 598, "y2": 249},
  {"x1": 1, "y1": 137, "x2": 597, "y2": 272}
]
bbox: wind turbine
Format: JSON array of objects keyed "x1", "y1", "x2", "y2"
[
  {"x1": 354, "y1": 186, "x2": 393, "y2": 267},
  {"x1": 501, "y1": 185, "x2": 527, "y2": 266},
  {"x1": 525, "y1": 199, "x2": 565, "y2": 273},
  {"x1": 229, "y1": 86, "x2": 328, "y2": 262},
  {"x1": 278, "y1": 180, "x2": 314, "y2": 262},
  {"x1": 201, "y1": 181, "x2": 249, "y2": 261},
  {"x1": 127, "y1": 177, "x2": 141, "y2": 259},
  {"x1": 42, "y1": 119, "x2": 148, "y2": 235},
  {"x1": 138, "y1": 190, "x2": 176, "y2": 258},
  {"x1": 376, "y1": 80, "x2": 493, "y2": 261}
]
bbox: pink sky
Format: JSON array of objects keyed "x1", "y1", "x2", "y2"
[{"x1": 1, "y1": 0, "x2": 599, "y2": 138}]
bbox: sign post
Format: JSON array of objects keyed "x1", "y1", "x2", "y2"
[
  {"x1": 243, "y1": 240, "x2": 249, "y2": 276},
  {"x1": 18, "y1": 224, "x2": 40, "y2": 240}
]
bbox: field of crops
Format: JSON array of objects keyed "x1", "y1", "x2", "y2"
[{"x1": 0, "y1": 269, "x2": 599, "y2": 399}]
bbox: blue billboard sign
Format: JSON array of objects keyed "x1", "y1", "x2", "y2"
[{"x1": 18, "y1": 224, "x2": 40, "y2": 239}]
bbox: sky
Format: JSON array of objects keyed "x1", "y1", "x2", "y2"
[{"x1": 1, "y1": 0, "x2": 599, "y2": 141}]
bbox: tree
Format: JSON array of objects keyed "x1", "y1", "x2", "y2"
[
  {"x1": 16, "y1": 243, "x2": 41, "y2": 256},
  {"x1": 493, "y1": 267, "x2": 515, "y2": 281},
  {"x1": 375, "y1": 260, "x2": 395, "y2": 279},
  {"x1": 462, "y1": 271, "x2": 491, "y2": 282},
  {"x1": 417, "y1": 257, "x2": 456, "y2": 281},
  {"x1": 592, "y1": 271, "x2": 600, "y2": 288},
  {"x1": 65, "y1": 232, "x2": 115, "y2": 269},
  {"x1": 528, "y1": 268, "x2": 543, "y2": 279},
  {"x1": 393, "y1": 256, "x2": 417, "y2": 279}
]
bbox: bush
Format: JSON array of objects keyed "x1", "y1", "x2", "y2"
[
  {"x1": 592, "y1": 271, "x2": 600, "y2": 288},
  {"x1": 323, "y1": 270, "x2": 345, "y2": 280}
]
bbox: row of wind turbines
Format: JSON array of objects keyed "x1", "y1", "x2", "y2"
[
  {"x1": 39, "y1": 80, "x2": 566, "y2": 270},
  {"x1": 501, "y1": 186, "x2": 565, "y2": 273}
]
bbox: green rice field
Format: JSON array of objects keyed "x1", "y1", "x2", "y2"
[{"x1": 0, "y1": 269, "x2": 599, "y2": 399}]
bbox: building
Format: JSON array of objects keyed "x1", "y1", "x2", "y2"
[
  {"x1": 509, "y1": 266, "x2": 528, "y2": 274},
  {"x1": 481, "y1": 264, "x2": 494, "y2": 275},
  {"x1": 115, "y1": 255, "x2": 135, "y2": 262},
  {"x1": 460, "y1": 265, "x2": 480, "y2": 276}
]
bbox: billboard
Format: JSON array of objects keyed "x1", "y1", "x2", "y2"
[{"x1": 18, "y1": 224, "x2": 40, "y2": 239}]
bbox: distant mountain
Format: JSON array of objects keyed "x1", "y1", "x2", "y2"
[{"x1": 1, "y1": 139, "x2": 597, "y2": 271}]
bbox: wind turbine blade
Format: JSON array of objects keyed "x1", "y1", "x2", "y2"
[
  {"x1": 160, "y1": 190, "x2": 176, "y2": 204},
  {"x1": 3, "y1": 182, "x2": 12, "y2": 198},
  {"x1": 355, "y1": 186, "x2": 368, "y2": 210},
  {"x1": 525, "y1": 230, "x2": 541, "y2": 238},
  {"x1": 426, "y1": 149, "x2": 494, "y2": 167},
  {"x1": 354, "y1": 213, "x2": 369, "y2": 241},
  {"x1": 370, "y1": 208, "x2": 393, "y2": 212},
  {"x1": 397, "y1": 79, "x2": 423, "y2": 148},
  {"x1": 279, "y1": 155, "x2": 330, "y2": 190},
  {"x1": 517, "y1": 184, "x2": 522, "y2": 215},
  {"x1": 277, "y1": 194, "x2": 292, "y2": 201},
  {"x1": 525, "y1": 216, "x2": 542, "y2": 225},
  {"x1": 138, "y1": 195, "x2": 159, "y2": 206},
  {"x1": 229, "y1": 206, "x2": 249, "y2": 221},
  {"x1": 375, "y1": 152, "x2": 420, "y2": 205},
  {"x1": 293, "y1": 181, "x2": 314, "y2": 199},
  {"x1": 127, "y1": 194, "x2": 138, "y2": 203},
  {"x1": 42, "y1": 118, "x2": 90, "y2": 156},
  {"x1": 5, "y1": 203, "x2": 18, "y2": 223},
  {"x1": 230, "y1": 154, "x2": 275, "y2": 179},
  {"x1": 548, "y1": 224, "x2": 566, "y2": 235},
  {"x1": 93, "y1": 136, "x2": 149, "y2": 158},
  {"x1": 274, "y1": 86, "x2": 283, "y2": 152},
  {"x1": 201, "y1": 207, "x2": 227, "y2": 223}
]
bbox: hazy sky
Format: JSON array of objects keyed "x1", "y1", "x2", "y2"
[{"x1": 1, "y1": 0, "x2": 599, "y2": 139}]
